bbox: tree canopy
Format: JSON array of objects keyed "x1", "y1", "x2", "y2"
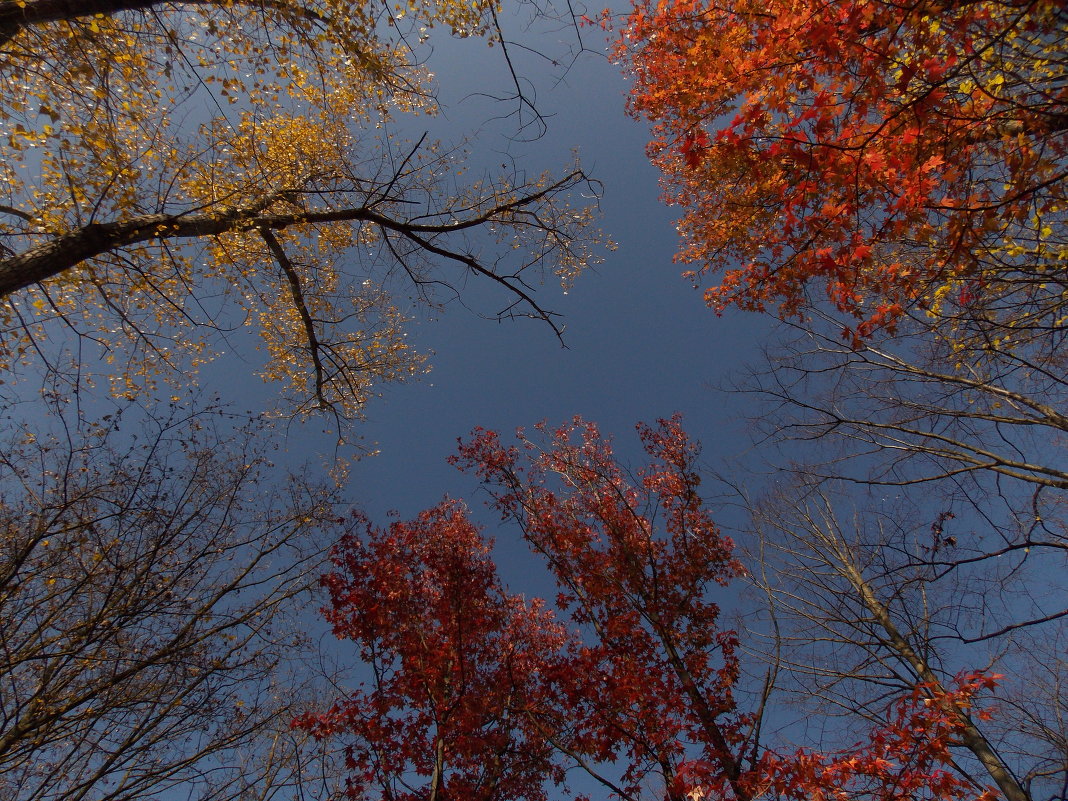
[
  {"x1": 300, "y1": 418, "x2": 1013, "y2": 801},
  {"x1": 622, "y1": 0, "x2": 1066, "y2": 337},
  {"x1": 0, "y1": 0, "x2": 603, "y2": 422},
  {"x1": 1, "y1": 1, "x2": 1064, "y2": 799}
]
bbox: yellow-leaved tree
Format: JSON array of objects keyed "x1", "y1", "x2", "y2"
[{"x1": 0, "y1": 0, "x2": 602, "y2": 421}]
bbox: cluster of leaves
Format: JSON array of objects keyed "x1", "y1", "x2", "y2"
[
  {"x1": 756, "y1": 673, "x2": 1002, "y2": 801},
  {"x1": 295, "y1": 500, "x2": 568, "y2": 801},
  {"x1": 451, "y1": 416, "x2": 748, "y2": 799},
  {"x1": 621, "y1": 0, "x2": 1066, "y2": 337},
  {"x1": 0, "y1": 0, "x2": 603, "y2": 424},
  {"x1": 300, "y1": 417, "x2": 1005, "y2": 801}
]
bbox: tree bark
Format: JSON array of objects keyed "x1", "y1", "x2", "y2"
[{"x1": 0, "y1": 0, "x2": 158, "y2": 45}]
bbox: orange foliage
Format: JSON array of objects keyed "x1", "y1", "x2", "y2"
[{"x1": 622, "y1": 0, "x2": 1066, "y2": 335}]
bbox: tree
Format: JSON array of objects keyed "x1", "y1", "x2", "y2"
[
  {"x1": 0, "y1": 0, "x2": 603, "y2": 423},
  {"x1": 293, "y1": 500, "x2": 569, "y2": 801},
  {"x1": 0, "y1": 402, "x2": 346, "y2": 801},
  {"x1": 621, "y1": 0, "x2": 1066, "y2": 337},
  {"x1": 299, "y1": 416, "x2": 1007, "y2": 801},
  {"x1": 729, "y1": 308, "x2": 1065, "y2": 801},
  {"x1": 618, "y1": 0, "x2": 1066, "y2": 491},
  {"x1": 741, "y1": 482, "x2": 1061, "y2": 801}
]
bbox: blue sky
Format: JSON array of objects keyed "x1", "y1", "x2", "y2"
[{"x1": 309, "y1": 11, "x2": 780, "y2": 533}]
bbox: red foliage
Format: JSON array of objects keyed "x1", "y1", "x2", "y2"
[
  {"x1": 752, "y1": 673, "x2": 1003, "y2": 801},
  {"x1": 621, "y1": 0, "x2": 1067, "y2": 334},
  {"x1": 452, "y1": 416, "x2": 749, "y2": 798},
  {"x1": 292, "y1": 502, "x2": 569, "y2": 801},
  {"x1": 298, "y1": 417, "x2": 1001, "y2": 801}
]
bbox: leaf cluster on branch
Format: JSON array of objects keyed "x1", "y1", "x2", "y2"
[
  {"x1": 0, "y1": 0, "x2": 605, "y2": 425},
  {"x1": 622, "y1": 0, "x2": 1066, "y2": 338}
]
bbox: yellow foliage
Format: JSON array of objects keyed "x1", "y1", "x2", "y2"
[{"x1": 0, "y1": 0, "x2": 602, "y2": 425}]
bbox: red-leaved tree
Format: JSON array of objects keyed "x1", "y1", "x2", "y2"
[
  {"x1": 298, "y1": 416, "x2": 1005, "y2": 801},
  {"x1": 292, "y1": 501, "x2": 568, "y2": 801},
  {"x1": 621, "y1": 0, "x2": 1066, "y2": 336}
]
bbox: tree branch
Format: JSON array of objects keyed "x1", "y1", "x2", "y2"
[
  {"x1": 258, "y1": 227, "x2": 328, "y2": 409},
  {"x1": 0, "y1": 170, "x2": 585, "y2": 301}
]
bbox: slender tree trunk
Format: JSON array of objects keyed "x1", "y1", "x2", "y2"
[{"x1": 837, "y1": 553, "x2": 1030, "y2": 801}]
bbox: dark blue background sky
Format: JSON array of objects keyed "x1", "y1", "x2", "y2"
[{"x1": 321, "y1": 11, "x2": 780, "y2": 537}]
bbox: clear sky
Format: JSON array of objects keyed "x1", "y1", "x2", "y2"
[{"x1": 300, "y1": 9, "x2": 781, "y2": 539}]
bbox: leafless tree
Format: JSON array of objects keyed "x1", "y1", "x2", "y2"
[
  {"x1": 0, "y1": 402, "x2": 347, "y2": 801},
  {"x1": 728, "y1": 297, "x2": 1068, "y2": 801},
  {"x1": 743, "y1": 480, "x2": 1067, "y2": 801}
]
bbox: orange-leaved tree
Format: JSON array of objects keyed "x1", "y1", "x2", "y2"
[
  {"x1": 621, "y1": 0, "x2": 1066, "y2": 337},
  {"x1": 298, "y1": 416, "x2": 1006, "y2": 801}
]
